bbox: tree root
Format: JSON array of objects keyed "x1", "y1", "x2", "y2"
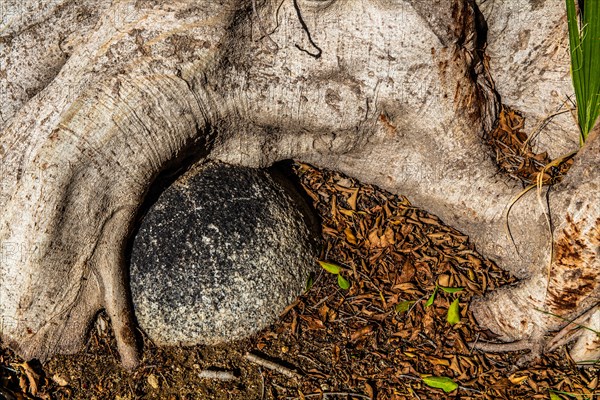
[
  {"x1": 471, "y1": 338, "x2": 544, "y2": 367},
  {"x1": 548, "y1": 307, "x2": 600, "y2": 366},
  {"x1": 472, "y1": 307, "x2": 600, "y2": 367}
]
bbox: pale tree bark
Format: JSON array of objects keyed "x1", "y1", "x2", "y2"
[
  {"x1": 0, "y1": 0, "x2": 598, "y2": 368},
  {"x1": 0, "y1": 0, "x2": 113, "y2": 129}
]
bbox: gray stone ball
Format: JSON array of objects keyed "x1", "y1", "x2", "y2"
[{"x1": 130, "y1": 161, "x2": 318, "y2": 346}]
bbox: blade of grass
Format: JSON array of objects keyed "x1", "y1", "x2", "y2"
[
  {"x1": 582, "y1": 0, "x2": 592, "y2": 137},
  {"x1": 567, "y1": 0, "x2": 585, "y2": 142},
  {"x1": 536, "y1": 307, "x2": 600, "y2": 335},
  {"x1": 586, "y1": 0, "x2": 600, "y2": 136}
]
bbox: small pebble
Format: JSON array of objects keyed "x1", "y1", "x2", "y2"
[
  {"x1": 52, "y1": 374, "x2": 69, "y2": 387},
  {"x1": 147, "y1": 374, "x2": 159, "y2": 389}
]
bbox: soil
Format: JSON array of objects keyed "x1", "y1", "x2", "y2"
[{"x1": 1, "y1": 162, "x2": 598, "y2": 400}]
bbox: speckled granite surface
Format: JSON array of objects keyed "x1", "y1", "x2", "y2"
[{"x1": 130, "y1": 161, "x2": 318, "y2": 345}]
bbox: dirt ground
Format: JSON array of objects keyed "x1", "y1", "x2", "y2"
[{"x1": 1, "y1": 160, "x2": 598, "y2": 400}]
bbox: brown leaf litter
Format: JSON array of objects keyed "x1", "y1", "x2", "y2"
[
  {"x1": 0, "y1": 162, "x2": 597, "y2": 400},
  {"x1": 486, "y1": 105, "x2": 574, "y2": 185}
]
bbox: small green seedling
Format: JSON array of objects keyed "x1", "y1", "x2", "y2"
[
  {"x1": 425, "y1": 285, "x2": 464, "y2": 324},
  {"x1": 305, "y1": 272, "x2": 315, "y2": 292},
  {"x1": 425, "y1": 286, "x2": 438, "y2": 307},
  {"x1": 318, "y1": 260, "x2": 351, "y2": 290}
]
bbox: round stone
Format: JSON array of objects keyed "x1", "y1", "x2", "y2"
[{"x1": 130, "y1": 161, "x2": 318, "y2": 346}]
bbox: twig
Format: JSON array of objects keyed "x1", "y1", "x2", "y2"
[
  {"x1": 469, "y1": 339, "x2": 532, "y2": 353},
  {"x1": 286, "y1": 392, "x2": 372, "y2": 399},
  {"x1": 397, "y1": 374, "x2": 420, "y2": 381},
  {"x1": 244, "y1": 353, "x2": 302, "y2": 379},
  {"x1": 469, "y1": 333, "x2": 480, "y2": 355},
  {"x1": 311, "y1": 294, "x2": 332, "y2": 310},
  {"x1": 259, "y1": 367, "x2": 265, "y2": 400},
  {"x1": 417, "y1": 332, "x2": 438, "y2": 349},
  {"x1": 459, "y1": 385, "x2": 483, "y2": 394},
  {"x1": 296, "y1": 352, "x2": 319, "y2": 366},
  {"x1": 0, "y1": 387, "x2": 17, "y2": 400},
  {"x1": 198, "y1": 369, "x2": 238, "y2": 381}
]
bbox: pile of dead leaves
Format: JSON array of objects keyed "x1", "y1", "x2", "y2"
[
  {"x1": 486, "y1": 106, "x2": 574, "y2": 186},
  {"x1": 0, "y1": 348, "x2": 55, "y2": 400},
  {"x1": 250, "y1": 163, "x2": 597, "y2": 399},
  {"x1": 0, "y1": 163, "x2": 598, "y2": 399}
]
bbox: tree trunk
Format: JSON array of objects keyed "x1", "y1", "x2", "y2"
[{"x1": 0, "y1": 0, "x2": 598, "y2": 368}]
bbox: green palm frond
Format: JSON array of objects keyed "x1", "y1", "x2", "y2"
[{"x1": 566, "y1": 0, "x2": 600, "y2": 144}]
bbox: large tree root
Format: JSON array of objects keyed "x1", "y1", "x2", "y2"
[{"x1": 0, "y1": 0, "x2": 598, "y2": 368}]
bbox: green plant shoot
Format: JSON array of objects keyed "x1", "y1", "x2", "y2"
[
  {"x1": 318, "y1": 260, "x2": 350, "y2": 290},
  {"x1": 425, "y1": 286, "x2": 438, "y2": 307},
  {"x1": 566, "y1": 0, "x2": 600, "y2": 144},
  {"x1": 305, "y1": 273, "x2": 315, "y2": 292}
]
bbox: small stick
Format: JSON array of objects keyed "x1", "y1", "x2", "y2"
[
  {"x1": 244, "y1": 353, "x2": 302, "y2": 380},
  {"x1": 198, "y1": 369, "x2": 238, "y2": 381},
  {"x1": 469, "y1": 333, "x2": 480, "y2": 355},
  {"x1": 259, "y1": 368, "x2": 265, "y2": 400},
  {"x1": 286, "y1": 392, "x2": 372, "y2": 399}
]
